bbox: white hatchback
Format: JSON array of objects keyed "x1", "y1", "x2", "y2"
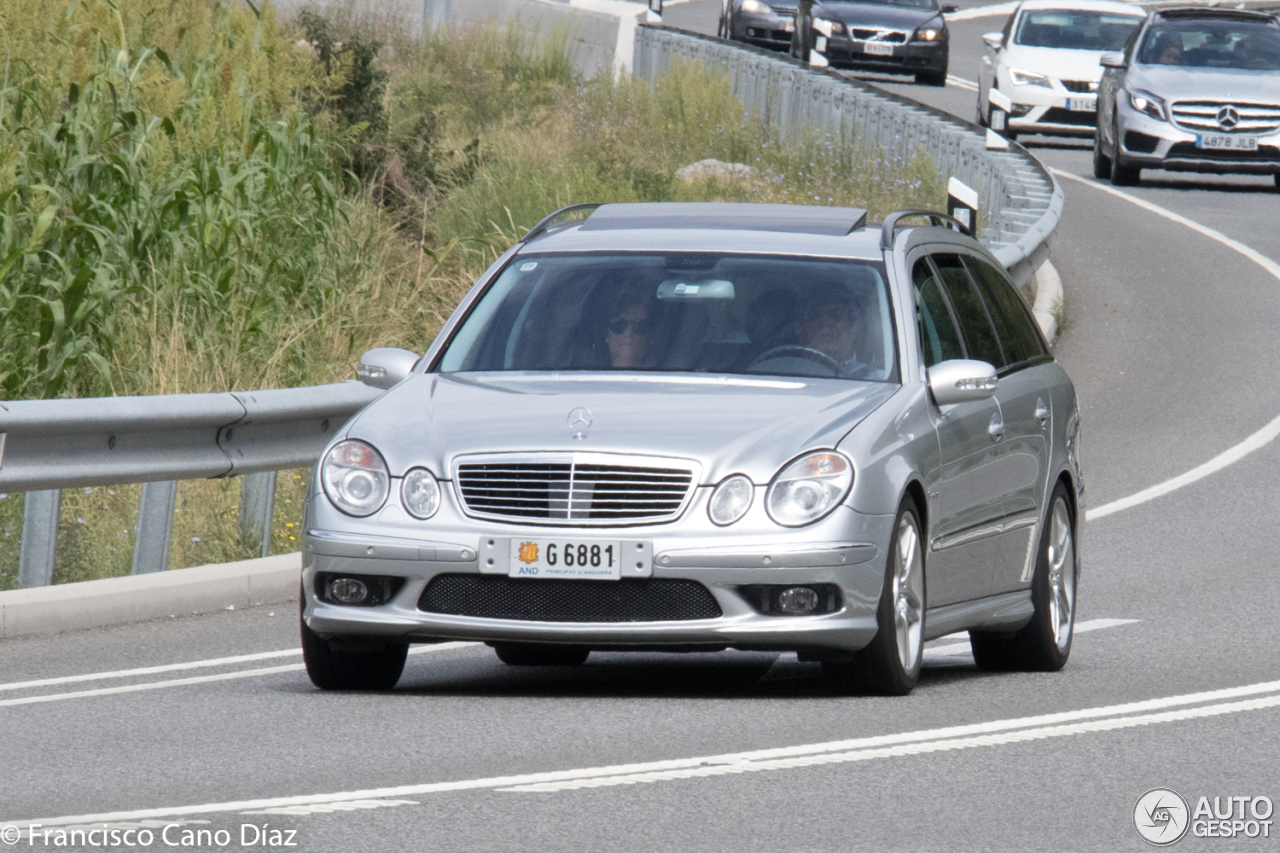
[{"x1": 977, "y1": 0, "x2": 1145, "y2": 139}]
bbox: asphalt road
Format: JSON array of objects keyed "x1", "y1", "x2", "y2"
[{"x1": 4, "y1": 3, "x2": 1280, "y2": 851}]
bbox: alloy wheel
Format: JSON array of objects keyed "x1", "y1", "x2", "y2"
[
  {"x1": 893, "y1": 512, "x2": 925, "y2": 672},
  {"x1": 1046, "y1": 496, "x2": 1076, "y2": 653}
]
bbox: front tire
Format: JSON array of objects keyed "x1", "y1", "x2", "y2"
[
  {"x1": 1092, "y1": 125, "x2": 1112, "y2": 179},
  {"x1": 971, "y1": 482, "x2": 1077, "y2": 672},
  {"x1": 1110, "y1": 122, "x2": 1140, "y2": 185},
  {"x1": 301, "y1": 618, "x2": 409, "y2": 690},
  {"x1": 823, "y1": 497, "x2": 925, "y2": 695},
  {"x1": 493, "y1": 643, "x2": 590, "y2": 666},
  {"x1": 916, "y1": 69, "x2": 947, "y2": 87}
]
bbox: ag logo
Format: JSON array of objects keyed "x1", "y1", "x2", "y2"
[{"x1": 1135, "y1": 788, "x2": 1190, "y2": 846}]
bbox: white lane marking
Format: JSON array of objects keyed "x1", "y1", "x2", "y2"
[
  {"x1": 947, "y1": 74, "x2": 980, "y2": 92},
  {"x1": 925, "y1": 617, "x2": 1139, "y2": 658},
  {"x1": 242, "y1": 799, "x2": 417, "y2": 816},
  {"x1": 11, "y1": 677, "x2": 1280, "y2": 827},
  {"x1": 1051, "y1": 170, "x2": 1280, "y2": 522},
  {"x1": 0, "y1": 643, "x2": 476, "y2": 709},
  {"x1": 503, "y1": 693, "x2": 1280, "y2": 791},
  {"x1": 0, "y1": 649, "x2": 303, "y2": 693}
]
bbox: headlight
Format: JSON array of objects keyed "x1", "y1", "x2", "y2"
[
  {"x1": 321, "y1": 440, "x2": 390, "y2": 517},
  {"x1": 709, "y1": 475, "x2": 754, "y2": 526},
  {"x1": 813, "y1": 17, "x2": 844, "y2": 37},
  {"x1": 401, "y1": 467, "x2": 442, "y2": 519},
  {"x1": 1009, "y1": 68, "x2": 1052, "y2": 87},
  {"x1": 1128, "y1": 89, "x2": 1167, "y2": 121},
  {"x1": 740, "y1": 0, "x2": 772, "y2": 12},
  {"x1": 765, "y1": 451, "x2": 853, "y2": 527},
  {"x1": 915, "y1": 27, "x2": 943, "y2": 42}
]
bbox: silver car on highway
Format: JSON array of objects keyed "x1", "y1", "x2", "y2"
[
  {"x1": 300, "y1": 203, "x2": 1084, "y2": 696},
  {"x1": 1094, "y1": 7, "x2": 1280, "y2": 185}
]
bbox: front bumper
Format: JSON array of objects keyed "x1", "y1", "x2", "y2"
[
  {"x1": 821, "y1": 37, "x2": 947, "y2": 75},
  {"x1": 302, "y1": 491, "x2": 895, "y2": 654},
  {"x1": 732, "y1": 13, "x2": 794, "y2": 52},
  {"x1": 1003, "y1": 85, "x2": 1098, "y2": 137},
  {"x1": 1116, "y1": 103, "x2": 1280, "y2": 175}
]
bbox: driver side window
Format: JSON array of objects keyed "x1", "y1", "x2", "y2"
[{"x1": 912, "y1": 258, "x2": 965, "y2": 368}]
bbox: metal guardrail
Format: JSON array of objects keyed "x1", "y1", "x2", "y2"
[
  {"x1": 633, "y1": 25, "x2": 1064, "y2": 286},
  {"x1": 2, "y1": 22, "x2": 1067, "y2": 593},
  {"x1": 1, "y1": 382, "x2": 381, "y2": 586}
]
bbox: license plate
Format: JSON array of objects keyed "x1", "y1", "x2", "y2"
[
  {"x1": 509, "y1": 539, "x2": 623, "y2": 580},
  {"x1": 1197, "y1": 134, "x2": 1258, "y2": 151},
  {"x1": 1065, "y1": 98, "x2": 1095, "y2": 112},
  {"x1": 864, "y1": 41, "x2": 895, "y2": 56}
]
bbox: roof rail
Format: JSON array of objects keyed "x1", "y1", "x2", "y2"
[
  {"x1": 880, "y1": 209, "x2": 973, "y2": 250},
  {"x1": 521, "y1": 203, "x2": 604, "y2": 243}
]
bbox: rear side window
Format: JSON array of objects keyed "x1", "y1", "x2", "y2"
[
  {"x1": 963, "y1": 257, "x2": 1047, "y2": 368},
  {"x1": 931, "y1": 255, "x2": 1005, "y2": 368},
  {"x1": 912, "y1": 259, "x2": 964, "y2": 368}
]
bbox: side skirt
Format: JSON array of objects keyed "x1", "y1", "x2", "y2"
[{"x1": 924, "y1": 590, "x2": 1034, "y2": 641}]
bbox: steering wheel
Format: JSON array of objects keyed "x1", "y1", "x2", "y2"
[{"x1": 748, "y1": 345, "x2": 843, "y2": 376}]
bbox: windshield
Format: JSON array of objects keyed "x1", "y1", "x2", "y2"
[
  {"x1": 437, "y1": 252, "x2": 899, "y2": 382},
  {"x1": 1139, "y1": 18, "x2": 1280, "y2": 69},
  {"x1": 1014, "y1": 10, "x2": 1145, "y2": 50}
]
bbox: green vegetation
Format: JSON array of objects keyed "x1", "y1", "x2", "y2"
[{"x1": 0, "y1": 0, "x2": 944, "y2": 590}]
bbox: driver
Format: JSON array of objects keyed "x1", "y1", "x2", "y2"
[{"x1": 795, "y1": 283, "x2": 870, "y2": 377}]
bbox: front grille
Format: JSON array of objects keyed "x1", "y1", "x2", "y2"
[
  {"x1": 1171, "y1": 101, "x2": 1280, "y2": 135},
  {"x1": 1166, "y1": 141, "x2": 1280, "y2": 163},
  {"x1": 1061, "y1": 79, "x2": 1097, "y2": 94},
  {"x1": 455, "y1": 454, "x2": 696, "y2": 525},
  {"x1": 1039, "y1": 107, "x2": 1098, "y2": 127},
  {"x1": 852, "y1": 28, "x2": 907, "y2": 43},
  {"x1": 419, "y1": 574, "x2": 723, "y2": 622}
]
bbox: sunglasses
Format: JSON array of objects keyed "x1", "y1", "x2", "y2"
[{"x1": 608, "y1": 318, "x2": 653, "y2": 335}]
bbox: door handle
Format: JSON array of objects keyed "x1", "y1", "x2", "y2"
[
  {"x1": 988, "y1": 414, "x2": 1005, "y2": 441},
  {"x1": 1035, "y1": 399, "x2": 1050, "y2": 428}
]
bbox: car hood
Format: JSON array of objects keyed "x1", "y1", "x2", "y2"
[
  {"x1": 346, "y1": 372, "x2": 899, "y2": 485},
  {"x1": 1125, "y1": 64, "x2": 1280, "y2": 104},
  {"x1": 1003, "y1": 45, "x2": 1112, "y2": 83},
  {"x1": 815, "y1": 1, "x2": 942, "y2": 31}
]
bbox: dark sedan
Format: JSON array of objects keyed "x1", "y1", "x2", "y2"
[
  {"x1": 787, "y1": 0, "x2": 956, "y2": 85},
  {"x1": 719, "y1": 0, "x2": 802, "y2": 51}
]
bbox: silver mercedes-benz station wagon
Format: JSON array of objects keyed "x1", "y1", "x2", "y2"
[{"x1": 301, "y1": 203, "x2": 1083, "y2": 696}]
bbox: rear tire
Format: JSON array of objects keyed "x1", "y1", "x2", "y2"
[
  {"x1": 493, "y1": 643, "x2": 590, "y2": 666},
  {"x1": 970, "y1": 482, "x2": 1077, "y2": 672},
  {"x1": 301, "y1": 618, "x2": 408, "y2": 690},
  {"x1": 823, "y1": 497, "x2": 925, "y2": 696}
]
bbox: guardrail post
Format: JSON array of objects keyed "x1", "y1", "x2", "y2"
[
  {"x1": 18, "y1": 490, "x2": 61, "y2": 588},
  {"x1": 132, "y1": 480, "x2": 177, "y2": 575},
  {"x1": 239, "y1": 471, "x2": 277, "y2": 559}
]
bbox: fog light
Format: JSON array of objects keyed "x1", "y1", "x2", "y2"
[
  {"x1": 328, "y1": 577, "x2": 369, "y2": 604},
  {"x1": 778, "y1": 586, "x2": 820, "y2": 614}
]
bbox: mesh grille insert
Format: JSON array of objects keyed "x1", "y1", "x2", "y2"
[{"x1": 419, "y1": 574, "x2": 723, "y2": 623}]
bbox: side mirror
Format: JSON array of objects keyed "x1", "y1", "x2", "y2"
[
  {"x1": 941, "y1": 5, "x2": 959, "y2": 13},
  {"x1": 357, "y1": 348, "x2": 419, "y2": 389},
  {"x1": 927, "y1": 359, "x2": 998, "y2": 406},
  {"x1": 1100, "y1": 52, "x2": 1125, "y2": 68},
  {"x1": 982, "y1": 32, "x2": 1004, "y2": 50}
]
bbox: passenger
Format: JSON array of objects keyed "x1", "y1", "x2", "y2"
[
  {"x1": 604, "y1": 288, "x2": 655, "y2": 369},
  {"x1": 795, "y1": 283, "x2": 871, "y2": 377},
  {"x1": 1153, "y1": 32, "x2": 1183, "y2": 65}
]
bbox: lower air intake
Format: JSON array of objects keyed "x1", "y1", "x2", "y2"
[{"x1": 419, "y1": 574, "x2": 722, "y2": 623}]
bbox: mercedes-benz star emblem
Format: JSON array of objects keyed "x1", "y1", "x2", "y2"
[
  {"x1": 1217, "y1": 106, "x2": 1240, "y2": 130},
  {"x1": 567, "y1": 407, "x2": 593, "y2": 439}
]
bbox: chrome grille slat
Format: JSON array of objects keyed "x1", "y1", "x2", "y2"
[
  {"x1": 1171, "y1": 101, "x2": 1280, "y2": 135},
  {"x1": 455, "y1": 454, "x2": 698, "y2": 525}
]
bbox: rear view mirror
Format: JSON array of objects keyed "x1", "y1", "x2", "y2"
[
  {"x1": 1100, "y1": 52, "x2": 1125, "y2": 68},
  {"x1": 357, "y1": 348, "x2": 419, "y2": 389},
  {"x1": 657, "y1": 279, "x2": 735, "y2": 300},
  {"x1": 927, "y1": 359, "x2": 998, "y2": 406},
  {"x1": 982, "y1": 32, "x2": 1004, "y2": 50}
]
